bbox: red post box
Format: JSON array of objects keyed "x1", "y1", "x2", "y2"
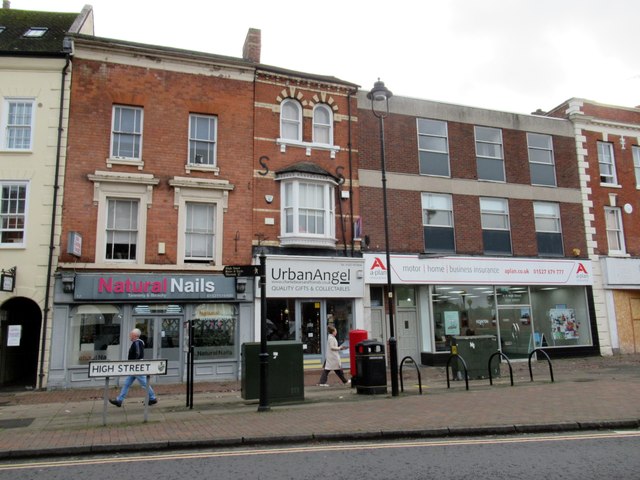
[{"x1": 348, "y1": 329, "x2": 368, "y2": 379}]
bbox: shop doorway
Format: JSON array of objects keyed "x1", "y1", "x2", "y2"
[
  {"x1": 0, "y1": 297, "x2": 41, "y2": 389},
  {"x1": 395, "y1": 286, "x2": 420, "y2": 363},
  {"x1": 265, "y1": 298, "x2": 353, "y2": 367},
  {"x1": 133, "y1": 306, "x2": 182, "y2": 381},
  {"x1": 497, "y1": 306, "x2": 534, "y2": 359}
]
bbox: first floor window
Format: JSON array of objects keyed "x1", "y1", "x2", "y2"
[
  {"x1": 185, "y1": 202, "x2": 216, "y2": 262},
  {"x1": 633, "y1": 145, "x2": 640, "y2": 187},
  {"x1": 534, "y1": 202, "x2": 563, "y2": 256},
  {"x1": 480, "y1": 197, "x2": 511, "y2": 254},
  {"x1": 422, "y1": 192, "x2": 454, "y2": 252},
  {"x1": 3, "y1": 98, "x2": 34, "y2": 150},
  {"x1": 105, "y1": 198, "x2": 138, "y2": 260},
  {"x1": 279, "y1": 176, "x2": 336, "y2": 248},
  {"x1": 604, "y1": 207, "x2": 625, "y2": 254},
  {"x1": 0, "y1": 182, "x2": 27, "y2": 246}
]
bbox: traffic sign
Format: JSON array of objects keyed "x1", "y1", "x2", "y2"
[{"x1": 223, "y1": 264, "x2": 263, "y2": 277}]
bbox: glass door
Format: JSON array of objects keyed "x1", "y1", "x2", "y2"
[
  {"x1": 497, "y1": 307, "x2": 534, "y2": 359},
  {"x1": 134, "y1": 315, "x2": 181, "y2": 380},
  {"x1": 300, "y1": 301, "x2": 322, "y2": 356}
]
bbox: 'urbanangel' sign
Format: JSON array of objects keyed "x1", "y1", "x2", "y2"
[{"x1": 88, "y1": 359, "x2": 168, "y2": 378}]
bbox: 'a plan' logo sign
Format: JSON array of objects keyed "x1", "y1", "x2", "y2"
[{"x1": 370, "y1": 257, "x2": 387, "y2": 271}]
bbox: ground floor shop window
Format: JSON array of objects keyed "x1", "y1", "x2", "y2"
[
  {"x1": 192, "y1": 303, "x2": 237, "y2": 359},
  {"x1": 530, "y1": 286, "x2": 591, "y2": 347},
  {"x1": 431, "y1": 285, "x2": 592, "y2": 353},
  {"x1": 265, "y1": 298, "x2": 353, "y2": 355},
  {"x1": 70, "y1": 305, "x2": 121, "y2": 364}
]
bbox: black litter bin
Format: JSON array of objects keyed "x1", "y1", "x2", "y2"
[{"x1": 355, "y1": 339, "x2": 387, "y2": 394}]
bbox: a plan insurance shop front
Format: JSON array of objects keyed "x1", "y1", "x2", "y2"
[
  {"x1": 363, "y1": 254, "x2": 597, "y2": 365},
  {"x1": 48, "y1": 272, "x2": 253, "y2": 388}
]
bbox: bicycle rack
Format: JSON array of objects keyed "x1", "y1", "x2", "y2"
[
  {"x1": 528, "y1": 348, "x2": 554, "y2": 383},
  {"x1": 488, "y1": 351, "x2": 514, "y2": 386},
  {"x1": 399, "y1": 356, "x2": 423, "y2": 394},
  {"x1": 446, "y1": 354, "x2": 469, "y2": 391}
]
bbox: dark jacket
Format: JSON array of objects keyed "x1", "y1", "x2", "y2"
[{"x1": 128, "y1": 338, "x2": 145, "y2": 360}]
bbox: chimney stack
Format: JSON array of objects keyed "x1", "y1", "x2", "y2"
[{"x1": 242, "y1": 28, "x2": 261, "y2": 63}]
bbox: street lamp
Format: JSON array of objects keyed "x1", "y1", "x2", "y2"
[{"x1": 367, "y1": 79, "x2": 399, "y2": 397}]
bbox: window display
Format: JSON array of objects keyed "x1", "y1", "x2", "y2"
[
  {"x1": 192, "y1": 303, "x2": 237, "y2": 359},
  {"x1": 70, "y1": 305, "x2": 121, "y2": 364}
]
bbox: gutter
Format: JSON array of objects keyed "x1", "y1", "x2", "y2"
[{"x1": 38, "y1": 52, "x2": 70, "y2": 390}]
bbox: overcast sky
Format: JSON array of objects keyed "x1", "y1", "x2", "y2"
[{"x1": 12, "y1": 0, "x2": 640, "y2": 114}]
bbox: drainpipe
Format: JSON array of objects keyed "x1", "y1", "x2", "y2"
[
  {"x1": 38, "y1": 53, "x2": 71, "y2": 390},
  {"x1": 347, "y1": 89, "x2": 357, "y2": 256}
]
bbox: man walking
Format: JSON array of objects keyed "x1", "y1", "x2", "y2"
[{"x1": 109, "y1": 328, "x2": 158, "y2": 407}]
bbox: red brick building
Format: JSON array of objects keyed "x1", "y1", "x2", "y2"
[
  {"x1": 357, "y1": 91, "x2": 599, "y2": 365},
  {"x1": 49, "y1": 30, "x2": 362, "y2": 387},
  {"x1": 548, "y1": 99, "x2": 640, "y2": 355}
]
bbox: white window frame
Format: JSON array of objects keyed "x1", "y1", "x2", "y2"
[
  {"x1": 2, "y1": 98, "x2": 35, "y2": 151},
  {"x1": 312, "y1": 104, "x2": 333, "y2": 146},
  {"x1": 105, "y1": 198, "x2": 139, "y2": 261},
  {"x1": 169, "y1": 176, "x2": 232, "y2": 267},
  {"x1": 527, "y1": 133, "x2": 556, "y2": 186},
  {"x1": 278, "y1": 173, "x2": 336, "y2": 248},
  {"x1": 184, "y1": 202, "x2": 216, "y2": 263},
  {"x1": 475, "y1": 126, "x2": 505, "y2": 182},
  {"x1": 187, "y1": 114, "x2": 218, "y2": 172},
  {"x1": 0, "y1": 181, "x2": 28, "y2": 248},
  {"x1": 604, "y1": 206, "x2": 626, "y2": 255},
  {"x1": 421, "y1": 192, "x2": 454, "y2": 252},
  {"x1": 597, "y1": 141, "x2": 617, "y2": 185},
  {"x1": 534, "y1": 201, "x2": 563, "y2": 256},
  {"x1": 88, "y1": 171, "x2": 158, "y2": 266},
  {"x1": 417, "y1": 118, "x2": 450, "y2": 177},
  {"x1": 109, "y1": 105, "x2": 143, "y2": 167},
  {"x1": 632, "y1": 145, "x2": 640, "y2": 188},
  {"x1": 280, "y1": 99, "x2": 302, "y2": 142},
  {"x1": 480, "y1": 197, "x2": 510, "y2": 230}
]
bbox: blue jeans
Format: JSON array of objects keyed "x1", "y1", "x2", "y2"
[{"x1": 117, "y1": 375, "x2": 156, "y2": 403}]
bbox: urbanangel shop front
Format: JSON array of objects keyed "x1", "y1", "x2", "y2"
[{"x1": 48, "y1": 272, "x2": 254, "y2": 388}]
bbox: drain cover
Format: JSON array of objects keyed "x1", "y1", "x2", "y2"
[{"x1": 0, "y1": 418, "x2": 34, "y2": 429}]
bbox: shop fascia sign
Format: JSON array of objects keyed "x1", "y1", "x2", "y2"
[
  {"x1": 363, "y1": 254, "x2": 592, "y2": 286},
  {"x1": 73, "y1": 273, "x2": 236, "y2": 300},
  {"x1": 265, "y1": 256, "x2": 365, "y2": 298}
]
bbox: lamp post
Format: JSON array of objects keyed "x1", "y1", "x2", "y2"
[{"x1": 367, "y1": 79, "x2": 399, "y2": 397}]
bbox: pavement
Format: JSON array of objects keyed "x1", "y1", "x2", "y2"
[{"x1": 1, "y1": 354, "x2": 640, "y2": 459}]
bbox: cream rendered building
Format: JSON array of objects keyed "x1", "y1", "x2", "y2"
[{"x1": 0, "y1": 4, "x2": 93, "y2": 388}]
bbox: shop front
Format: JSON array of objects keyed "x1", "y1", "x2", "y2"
[
  {"x1": 48, "y1": 272, "x2": 254, "y2": 388},
  {"x1": 263, "y1": 256, "x2": 365, "y2": 369},
  {"x1": 601, "y1": 257, "x2": 640, "y2": 355},
  {"x1": 364, "y1": 254, "x2": 597, "y2": 365}
]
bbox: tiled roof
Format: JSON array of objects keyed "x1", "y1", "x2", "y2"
[
  {"x1": 0, "y1": 9, "x2": 78, "y2": 54},
  {"x1": 276, "y1": 161, "x2": 340, "y2": 181}
]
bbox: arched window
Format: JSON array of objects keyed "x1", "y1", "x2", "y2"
[
  {"x1": 312, "y1": 104, "x2": 333, "y2": 145},
  {"x1": 280, "y1": 99, "x2": 302, "y2": 141}
]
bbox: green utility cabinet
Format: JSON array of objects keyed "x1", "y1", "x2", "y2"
[
  {"x1": 241, "y1": 341, "x2": 304, "y2": 403},
  {"x1": 450, "y1": 335, "x2": 500, "y2": 380}
]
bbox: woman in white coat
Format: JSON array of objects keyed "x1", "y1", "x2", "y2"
[{"x1": 318, "y1": 326, "x2": 350, "y2": 386}]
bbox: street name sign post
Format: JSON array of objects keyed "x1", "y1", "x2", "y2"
[
  {"x1": 222, "y1": 264, "x2": 263, "y2": 277},
  {"x1": 89, "y1": 359, "x2": 168, "y2": 425}
]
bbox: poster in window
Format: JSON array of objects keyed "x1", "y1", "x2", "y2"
[
  {"x1": 444, "y1": 311, "x2": 460, "y2": 335},
  {"x1": 549, "y1": 308, "x2": 578, "y2": 340}
]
